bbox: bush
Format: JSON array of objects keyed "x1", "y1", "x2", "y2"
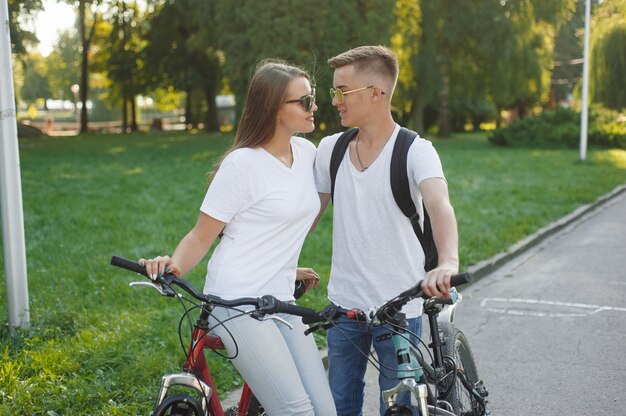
[
  {"x1": 589, "y1": 106, "x2": 626, "y2": 149},
  {"x1": 488, "y1": 106, "x2": 626, "y2": 149}
]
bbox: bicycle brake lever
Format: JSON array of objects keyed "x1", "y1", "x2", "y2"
[
  {"x1": 304, "y1": 323, "x2": 323, "y2": 335},
  {"x1": 257, "y1": 314, "x2": 294, "y2": 330},
  {"x1": 129, "y1": 281, "x2": 178, "y2": 297}
]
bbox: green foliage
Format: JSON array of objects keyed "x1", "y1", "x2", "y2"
[
  {"x1": 590, "y1": 106, "x2": 626, "y2": 149},
  {"x1": 1, "y1": 131, "x2": 625, "y2": 413},
  {"x1": 213, "y1": 0, "x2": 394, "y2": 135},
  {"x1": 488, "y1": 106, "x2": 626, "y2": 149},
  {"x1": 20, "y1": 53, "x2": 51, "y2": 104},
  {"x1": 7, "y1": 0, "x2": 43, "y2": 56},
  {"x1": 590, "y1": 0, "x2": 626, "y2": 110}
]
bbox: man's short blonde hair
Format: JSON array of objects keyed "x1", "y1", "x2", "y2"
[{"x1": 328, "y1": 45, "x2": 398, "y2": 90}]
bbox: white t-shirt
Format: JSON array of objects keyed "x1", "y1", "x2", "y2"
[
  {"x1": 314, "y1": 124, "x2": 445, "y2": 318},
  {"x1": 201, "y1": 136, "x2": 320, "y2": 301}
]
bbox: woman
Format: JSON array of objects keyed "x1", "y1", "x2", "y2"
[{"x1": 141, "y1": 61, "x2": 335, "y2": 415}]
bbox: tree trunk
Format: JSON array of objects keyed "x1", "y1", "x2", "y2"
[
  {"x1": 79, "y1": 1, "x2": 98, "y2": 134},
  {"x1": 437, "y1": 61, "x2": 451, "y2": 138},
  {"x1": 204, "y1": 85, "x2": 219, "y2": 132},
  {"x1": 185, "y1": 88, "x2": 194, "y2": 129},
  {"x1": 79, "y1": 1, "x2": 88, "y2": 134},
  {"x1": 130, "y1": 95, "x2": 138, "y2": 132},
  {"x1": 121, "y1": 96, "x2": 128, "y2": 132},
  {"x1": 412, "y1": 98, "x2": 426, "y2": 135}
]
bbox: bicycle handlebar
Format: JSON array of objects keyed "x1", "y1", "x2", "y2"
[
  {"x1": 111, "y1": 256, "x2": 471, "y2": 329},
  {"x1": 110, "y1": 256, "x2": 320, "y2": 321},
  {"x1": 305, "y1": 272, "x2": 473, "y2": 331},
  {"x1": 377, "y1": 272, "x2": 472, "y2": 322}
]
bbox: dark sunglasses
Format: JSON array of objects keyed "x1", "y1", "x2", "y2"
[{"x1": 285, "y1": 88, "x2": 316, "y2": 112}]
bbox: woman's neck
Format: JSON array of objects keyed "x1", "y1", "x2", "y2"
[{"x1": 263, "y1": 132, "x2": 293, "y2": 167}]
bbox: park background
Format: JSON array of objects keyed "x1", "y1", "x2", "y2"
[{"x1": 1, "y1": 0, "x2": 626, "y2": 414}]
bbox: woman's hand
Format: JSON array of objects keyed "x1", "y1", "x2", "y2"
[
  {"x1": 139, "y1": 256, "x2": 182, "y2": 281},
  {"x1": 296, "y1": 267, "x2": 320, "y2": 292}
]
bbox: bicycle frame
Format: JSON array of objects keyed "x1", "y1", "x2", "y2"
[
  {"x1": 381, "y1": 289, "x2": 462, "y2": 415},
  {"x1": 153, "y1": 305, "x2": 257, "y2": 416}
]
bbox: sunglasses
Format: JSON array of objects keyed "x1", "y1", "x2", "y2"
[
  {"x1": 329, "y1": 86, "x2": 385, "y2": 104},
  {"x1": 285, "y1": 89, "x2": 316, "y2": 112}
]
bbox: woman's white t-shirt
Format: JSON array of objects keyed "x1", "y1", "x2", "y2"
[
  {"x1": 200, "y1": 136, "x2": 320, "y2": 301},
  {"x1": 314, "y1": 124, "x2": 445, "y2": 318}
]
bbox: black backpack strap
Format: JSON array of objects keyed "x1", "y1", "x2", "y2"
[
  {"x1": 390, "y1": 127, "x2": 419, "y2": 225},
  {"x1": 330, "y1": 128, "x2": 359, "y2": 201},
  {"x1": 390, "y1": 127, "x2": 437, "y2": 270}
]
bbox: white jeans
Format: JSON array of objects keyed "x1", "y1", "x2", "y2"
[{"x1": 209, "y1": 305, "x2": 336, "y2": 416}]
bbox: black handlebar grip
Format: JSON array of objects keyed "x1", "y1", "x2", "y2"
[
  {"x1": 110, "y1": 256, "x2": 148, "y2": 277},
  {"x1": 450, "y1": 272, "x2": 472, "y2": 287},
  {"x1": 259, "y1": 295, "x2": 322, "y2": 323}
]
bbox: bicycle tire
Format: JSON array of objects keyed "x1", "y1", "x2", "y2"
[
  {"x1": 246, "y1": 394, "x2": 265, "y2": 415},
  {"x1": 152, "y1": 393, "x2": 204, "y2": 416},
  {"x1": 384, "y1": 404, "x2": 455, "y2": 415},
  {"x1": 439, "y1": 324, "x2": 488, "y2": 416},
  {"x1": 223, "y1": 393, "x2": 265, "y2": 416}
]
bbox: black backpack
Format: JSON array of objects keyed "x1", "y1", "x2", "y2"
[{"x1": 329, "y1": 127, "x2": 439, "y2": 271}]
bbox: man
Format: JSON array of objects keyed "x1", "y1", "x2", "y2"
[{"x1": 313, "y1": 45, "x2": 459, "y2": 415}]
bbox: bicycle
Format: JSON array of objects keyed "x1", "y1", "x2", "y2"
[
  {"x1": 111, "y1": 255, "x2": 488, "y2": 415},
  {"x1": 110, "y1": 255, "x2": 314, "y2": 416},
  {"x1": 304, "y1": 272, "x2": 490, "y2": 416}
]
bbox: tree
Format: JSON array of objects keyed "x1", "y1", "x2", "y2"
[
  {"x1": 214, "y1": 0, "x2": 393, "y2": 134},
  {"x1": 390, "y1": 0, "x2": 421, "y2": 128},
  {"x1": 21, "y1": 52, "x2": 51, "y2": 106},
  {"x1": 62, "y1": 0, "x2": 103, "y2": 133},
  {"x1": 98, "y1": 0, "x2": 146, "y2": 132},
  {"x1": 143, "y1": 0, "x2": 222, "y2": 131},
  {"x1": 486, "y1": 0, "x2": 576, "y2": 123},
  {"x1": 46, "y1": 29, "x2": 81, "y2": 103},
  {"x1": 7, "y1": 0, "x2": 42, "y2": 57},
  {"x1": 590, "y1": 0, "x2": 626, "y2": 110}
]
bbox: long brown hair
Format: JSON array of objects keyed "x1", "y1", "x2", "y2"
[{"x1": 210, "y1": 60, "x2": 310, "y2": 178}]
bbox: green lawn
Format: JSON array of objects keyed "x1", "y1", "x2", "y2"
[{"x1": 1, "y1": 130, "x2": 625, "y2": 414}]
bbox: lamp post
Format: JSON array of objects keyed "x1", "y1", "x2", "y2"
[
  {"x1": 579, "y1": 0, "x2": 591, "y2": 161},
  {"x1": 71, "y1": 84, "x2": 80, "y2": 132}
]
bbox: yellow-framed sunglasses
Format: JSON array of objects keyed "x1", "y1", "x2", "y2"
[{"x1": 329, "y1": 86, "x2": 385, "y2": 104}]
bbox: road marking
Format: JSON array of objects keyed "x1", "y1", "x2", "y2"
[{"x1": 480, "y1": 297, "x2": 626, "y2": 317}]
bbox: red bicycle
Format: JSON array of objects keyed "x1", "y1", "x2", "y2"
[{"x1": 110, "y1": 256, "x2": 315, "y2": 416}]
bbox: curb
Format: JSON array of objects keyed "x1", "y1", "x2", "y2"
[
  {"x1": 466, "y1": 183, "x2": 626, "y2": 281},
  {"x1": 224, "y1": 183, "x2": 626, "y2": 410}
]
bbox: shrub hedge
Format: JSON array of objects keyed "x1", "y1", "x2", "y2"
[{"x1": 488, "y1": 106, "x2": 626, "y2": 149}]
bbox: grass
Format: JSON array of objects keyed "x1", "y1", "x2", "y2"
[{"x1": 0, "y1": 130, "x2": 625, "y2": 414}]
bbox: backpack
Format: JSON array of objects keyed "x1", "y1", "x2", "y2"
[{"x1": 329, "y1": 127, "x2": 439, "y2": 272}]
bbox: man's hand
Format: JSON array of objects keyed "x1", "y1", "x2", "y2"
[{"x1": 421, "y1": 266, "x2": 457, "y2": 298}]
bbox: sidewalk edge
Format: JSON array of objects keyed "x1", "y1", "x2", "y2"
[{"x1": 467, "y1": 183, "x2": 626, "y2": 280}]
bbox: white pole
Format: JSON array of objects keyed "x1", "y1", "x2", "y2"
[
  {"x1": 580, "y1": 0, "x2": 591, "y2": 161},
  {"x1": 0, "y1": 0, "x2": 30, "y2": 333}
]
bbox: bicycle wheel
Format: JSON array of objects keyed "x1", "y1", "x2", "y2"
[
  {"x1": 224, "y1": 393, "x2": 265, "y2": 416},
  {"x1": 153, "y1": 393, "x2": 204, "y2": 416},
  {"x1": 246, "y1": 394, "x2": 265, "y2": 415},
  {"x1": 383, "y1": 404, "x2": 455, "y2": 415},
  {"x1": 438, "y1": 324, "x2": 488, "y2": 416}
]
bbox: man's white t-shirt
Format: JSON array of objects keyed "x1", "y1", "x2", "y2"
[
  {"x1": 201, "y1": 136, "x2": 320, "y2": 301},
  {"x1": 314, "y1": 124, "x2": 445, "y2": 318}
]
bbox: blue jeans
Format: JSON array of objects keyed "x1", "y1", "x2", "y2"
[{"x1": 327, "y1": 315, "x2": 422, "y2": 416}]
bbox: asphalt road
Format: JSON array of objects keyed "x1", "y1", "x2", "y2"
[{"x1": 362, "y1": 186, "x2": 626, "y2": 415}]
